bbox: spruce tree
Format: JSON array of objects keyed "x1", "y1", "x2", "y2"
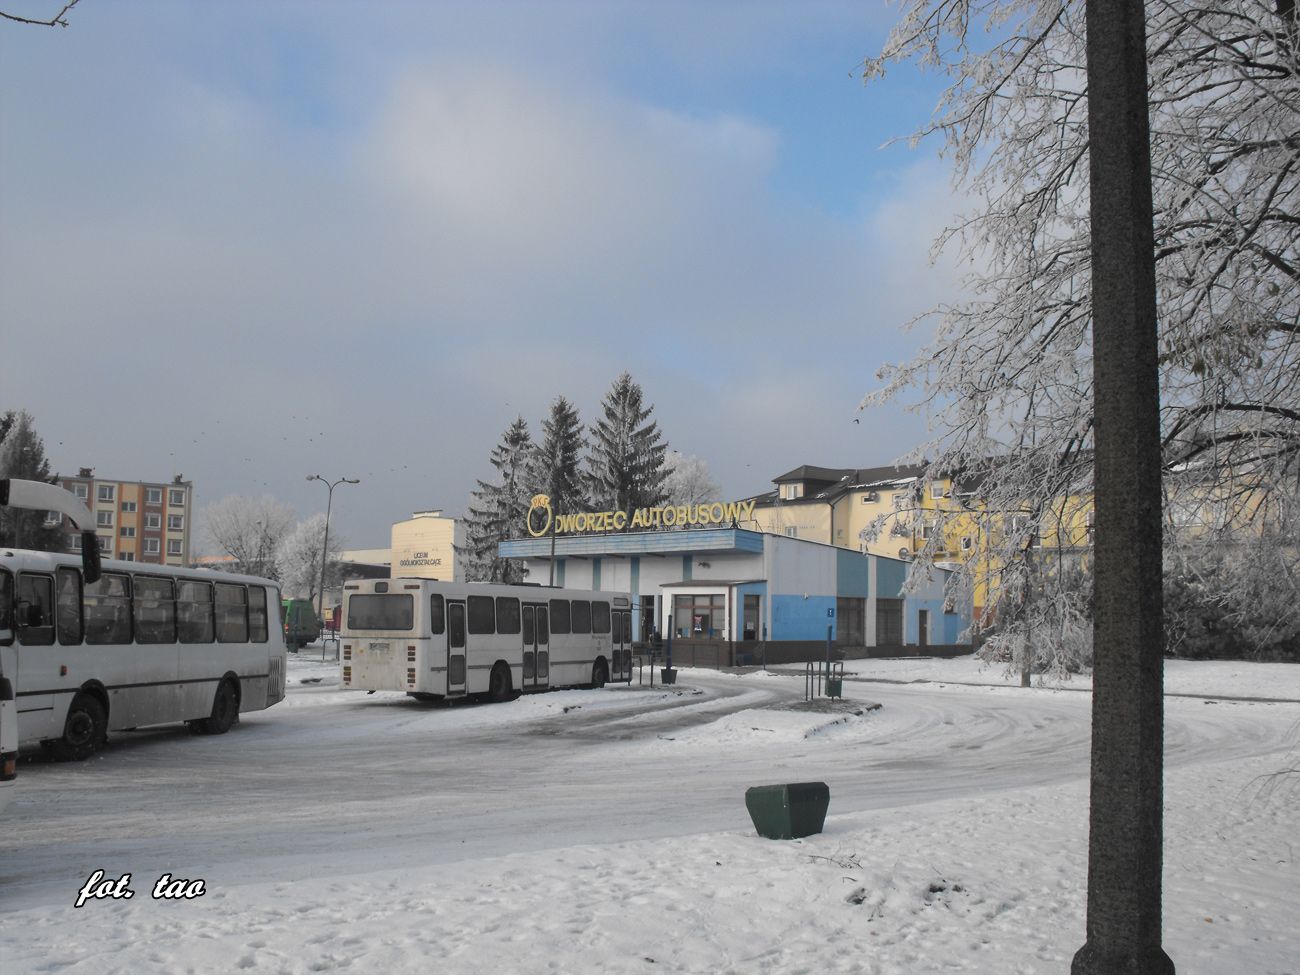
[
  {"x1": 531, "y1": 396, "x2": 587, "y2": 520},
  {"x1": 587, "y1": 372, "x2": 668, "y2": 513},
  {"x1": 459, "y1": 417, "x2": 534, "y2": 583},
  {"x1": 0, "y1": 410, "x2": 66, "y2": 551}
]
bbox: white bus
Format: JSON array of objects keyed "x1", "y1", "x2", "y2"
[
  {"x1": 1, "y1": 478, "x2": 287, "y2": 761},
  {"x1": 340, "y1": 579, "x2": 634, "y2": 701}
]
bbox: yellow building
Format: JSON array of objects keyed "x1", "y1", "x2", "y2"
[{"x1": 390, "y1": 509, "x2": 461, "y2": 581}]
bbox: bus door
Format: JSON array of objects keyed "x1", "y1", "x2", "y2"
[
  {"x1": 522, "y1": 603, "x2": 550, "y2": 691},
  {"x1": 614, "y1": 609, "x2": 632, "y2": 681},
  {"x1": 446, "y1": 601, "x2": 466, "y2": 696}
]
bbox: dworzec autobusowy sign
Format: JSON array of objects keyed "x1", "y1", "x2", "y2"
[{"x1": 525, "y1": 495, "x2": 756, "y2": 538}]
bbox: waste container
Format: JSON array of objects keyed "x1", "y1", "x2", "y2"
[
  {"x1": 660, "y1": 667, "x2": 677, "y2": 685},
  {"x1": 744, "y1": 782, "x2": 830, "y2": 840}
]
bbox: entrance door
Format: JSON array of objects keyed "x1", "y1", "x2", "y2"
[
  {"x1": 612, "y1": 610, "x2": 631, "y2": 681},
  {"x1": 447, "y1": 601, "x2": 466, "y2": 695},
  {"x1": 918, "y1": 609, "x2": 930, "y2": 647}
]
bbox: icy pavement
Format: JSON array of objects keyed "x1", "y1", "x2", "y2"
[{"x1": 1, "y1": 655, "x2": 1296, "y2": 974}]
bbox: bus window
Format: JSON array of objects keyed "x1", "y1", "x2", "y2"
[
  {"x1": 215, "y1": 583, "x2": 249, "y2": 643},
  {"x1": 448, "y1": 602, "x2": 465, "y2": 648},
  {"x1": 134, "y1": 577, "x2": 176, "y2": 644},
  {"x1": 177, "y1": 580, "x2": 214, "y2": 643},
  {"x1": 248, "y1": 587, "x2": 269, "y2": 643},
  {"x1": 0, "y1": 569, "x2": 11, "y2": 639},
  {"x1": 85, "y1": 572, "x2": 132, "y2": 645},
  {"x1": 495, "y1": 597, "x2": 520, "y2": 634},
  {"x1": 549, "y1": 599, "x2": 570, "y2": 635},
  {"x1": 523, "y1": 605, "x2": 535, "y2": 645},
  {"x1": 571, "y1": 600, "x2": 591, "y2": 635},
  {"x1": 592, "y1": 600, "x2": 610, "y2": 634},
  {"x1": 347, "y1": 594, "x2": 413, "y2": 630},
  {"x1": 56, "y1": 566, "x2": 83, "y2": 645},
  {"x1": 611, "y1": 610, "x2": 623, "y2": 644},
  {"x1": 429, "y1": 594, "x2": 445, "y2": 635},
  {"x1": 536, "y1": 606, "x2": 549, "y2": 644},
  {"x1": 467, "y1": 595, "x2": 495, "y2": 635},
  {"x1": 16, "y1": 574, "x2": 55, "y2": 646}
]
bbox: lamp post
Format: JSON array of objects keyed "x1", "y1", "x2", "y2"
[{"x1": 306, "y1": 474, "x2": 359, "y2": 622}]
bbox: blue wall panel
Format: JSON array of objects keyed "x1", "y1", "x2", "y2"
[
  {"x1": 836, "y1": 549, "x2": 870, "y2": 598},
  {"x1": 772, "y1": 594, "x2": 837, "y2": 641},
  {"x1": 875, "y1": 558, "x2": 907, "y2": 598}
]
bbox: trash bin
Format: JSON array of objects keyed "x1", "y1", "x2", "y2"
[
  {"x1": 660, "y1": 667, "x2": 677, "y2": 685},
  {"x1": 825, "y1": 676, "x2": 843, "y2": 698},
  {"x1": 745, "y1": 782, "x2": 830, "y2": 840}
]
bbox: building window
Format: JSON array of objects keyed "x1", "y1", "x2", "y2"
[
  {"x1": 167, "y1": 514, "x2": 184, "y2": 531},
  {"x1": 97, "y1": 484, "x2": 116, "y2": 502},
  {"x1": 169, "y1": 488, "x2": 186, "y2": 507},
  {"x1": 144, "y1": 538, "x2": 160, "y2": 555},
  {"x1": 96, "y1": 510, "x2": 114, "y2": 527},
  {"x1": 930, "y1": 482, "x2": 946, "y2": 500},
  {"x1": 145, "y1": 513, "x2": 161, "y2": 530},
  {"x1": 893, "y1": 493, "x2": 907, "y2": 510},
  {"x1": 146, "y1": 487, "x2": 162, "y2": 504},
  {"x1": 120, "y1": 552, "x2": 135, "y2": 562},
  {"x1": 121, "y1": 501, "x2": 137, "y2": 513},
  {"x1": 672, "y1": 593, "x2": 727, "y2": 640},
  {"x1": 167, "y1": 539, "x2": 183, "y2": 556},
  {"x1": 960, "y1": 536, "x2": 972, "y2": 552},
  {"x1": 72, "y1": 483, "x2": 88, "y2": 500},
  {"x1": 97, "y1": 536, "x2": 112, "y2": 554},
  {"x1": 44, "y1": 510, "x2": 62, "y2": 527},
  {"x1": 785, "y1": 527, "x2": 798, "y2": 538},
  {"x1": 69, "y1": 535, "x2": 83, "y2": 551},
  {"x1": 120, "y1": 526, "x2": 136, "y2": 538}
]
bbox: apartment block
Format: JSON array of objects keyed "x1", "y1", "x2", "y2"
[{"x1": 54, "y1": 467, "x2": 194, "y2": 567}]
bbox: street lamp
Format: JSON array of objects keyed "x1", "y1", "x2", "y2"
[{"x1": 306, "y1": 474, "x2": 359, "y2": 622}]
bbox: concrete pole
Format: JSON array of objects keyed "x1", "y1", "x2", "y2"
[{"x1": 1072, "y1": 2, "x2": 1173, "y2": 972}]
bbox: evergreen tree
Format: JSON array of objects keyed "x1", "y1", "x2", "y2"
[
  {"x1": 0, "y1": 410, "x2": 66, "y2": 551},
  {"x1": 530, "y1": 397, "x2": 587, "y2": 520},
  {"x1": 460, "y1": 417, "x2": 534, "y2": 583},
  {"x1": 586, "y1": 372, "x2": 668, "y2": 513}
]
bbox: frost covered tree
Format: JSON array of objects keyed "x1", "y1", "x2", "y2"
[
  {"x1": 862, "y1": 0, "x2": 1300, "y2": 667},
  {"x1": 276, "y1": 513, "x2": 344, "y2": 602},
  {"x1": 0, "y1": 410, "x2": 65, "y2": 552},
  {"x1": 586, "y1": 372, "x2": 668, "y2": 513},
  {"x1": 530, "y1": 397, "x2": 587, "y2": 520},
  {"x1": 201, "y1": 494, "x2": 296, "y2": 580},
  {"x1": 662, "y1": 452, "x2": 722, "y2": 507},
  {"x1": 460, "y1": 417, "x2": 534, "y2": 583}
]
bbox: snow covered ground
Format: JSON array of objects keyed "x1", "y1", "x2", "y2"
[{"x1": 2, "y1": 654, "x2": 1296, "y2": 974}]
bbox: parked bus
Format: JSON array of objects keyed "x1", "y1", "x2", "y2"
[
  {"x1": 1, "y1": 478, "x2": 287, "y2": 761},
  {"x1": 340, "y1": 579, "x2": 634, "y2": 702}
]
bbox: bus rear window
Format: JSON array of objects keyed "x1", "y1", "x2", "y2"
[{"x1": 348, "y1": 594, "x2": 413, "y2": 631}]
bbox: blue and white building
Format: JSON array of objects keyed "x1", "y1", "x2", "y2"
[{"x1": 499, "y1": 527, "x2": 970, "y2": 665}]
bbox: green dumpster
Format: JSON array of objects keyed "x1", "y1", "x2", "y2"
[{"x1": 745, "y1": 782, "x2": 830, "y2": 840}]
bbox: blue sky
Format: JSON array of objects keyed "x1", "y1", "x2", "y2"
[{"x1": 1, "y1": 1, "x2": 970, "y2": 548}]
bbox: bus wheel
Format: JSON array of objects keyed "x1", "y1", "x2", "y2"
[
  {"x1": 591, "y1": 659, "x2": 609, "y2": 689},
  {"x1": 194, "y1": 679, "x2": 240, "y2": 736},
  {"x1": 487, "y1": 663, "x2": 512, "y2": 703},
  {"x1": 47, "y1": 694, "x2": 108, "y2": 761}
]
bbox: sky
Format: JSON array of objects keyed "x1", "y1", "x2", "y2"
[{"x1": 0, "y1": 0, "x2": 972, "y2": 550}]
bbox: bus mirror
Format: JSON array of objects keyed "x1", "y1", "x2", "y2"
[{"x1": 81, "y1": 531, "x2": 102, "y2": 585}]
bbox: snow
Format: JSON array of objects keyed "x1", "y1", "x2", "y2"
[{"x1": 2, "y1": 654, "x2": 1296, "y2": 974}]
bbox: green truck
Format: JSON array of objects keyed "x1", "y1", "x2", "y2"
[{"x1": 281, "y1": 599, "x2": 321, "y2": 651}]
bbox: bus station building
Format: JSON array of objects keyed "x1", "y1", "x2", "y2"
[{"x1": 499, "y1": 526, "x2": 970, "y2": 666}]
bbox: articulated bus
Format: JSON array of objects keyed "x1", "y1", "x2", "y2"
[
  {"x1": 341, "y1": 579, "x2": 634, "y2": 701},
  {"x1": 1, "y1": 478, "x2": 287, "y2": 764}
]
